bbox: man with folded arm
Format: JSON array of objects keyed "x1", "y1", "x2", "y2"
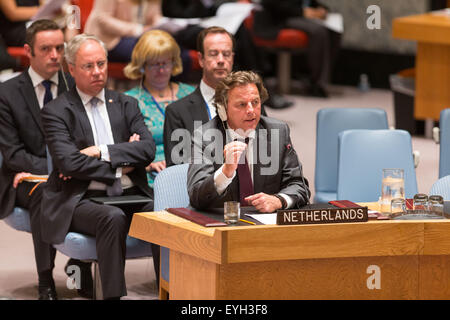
[
  {"x1": 0, "y1": 19, "x2": 92, "y2": 300},
  {"x1": 187, "y1": 71, "x2": 310, "y2": 212},
  {"x1": 40, "y1": 34, "x2": 158, "y2": 300}
]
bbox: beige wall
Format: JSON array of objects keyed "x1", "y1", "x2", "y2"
[{"x1": 321, "y1": 0, "x2": 428, "y2": 54}]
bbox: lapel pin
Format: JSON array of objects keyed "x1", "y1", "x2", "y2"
[{"x1": 286, "y1": 144, "x2": 291, "y2": 150}]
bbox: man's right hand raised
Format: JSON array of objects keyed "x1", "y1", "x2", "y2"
[{"x1": 222, "y1": 141, "x2": 247, "y2": 178}]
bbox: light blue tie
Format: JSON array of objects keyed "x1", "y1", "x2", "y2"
[{"x1": 90, "y1": 97, "x2": 123, "y2": 196}]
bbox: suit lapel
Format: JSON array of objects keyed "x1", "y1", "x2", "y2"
[
  {"x1": 68, "y1": 88, "x2": 95, "y2": 146},
  {"x1": 104, "y1": 90, "x2": 122, "y2": 143},
  {"x1": 253, "y1": 122, "x2": 267, "y2": 193},
  {"x1": 19, "y1": 72, "x2": 44, "y2": 135},
  {"x1": 191, "y1": 88, "x2": 210, "y2": 123}
]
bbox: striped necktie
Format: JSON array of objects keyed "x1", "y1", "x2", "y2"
[{"x1": 237, "y1": 137, "x2": 254, "y2": 206}]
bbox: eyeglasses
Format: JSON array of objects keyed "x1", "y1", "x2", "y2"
[
  {"x1": 206, "y1": 50, "x2": 234, "y2": 60},
  {"x1": 146, "y1": 60, "x2": 173, "y2": 71},
  {"x1": 78, "y1": 60, "x2": 107, "y2": 72}
]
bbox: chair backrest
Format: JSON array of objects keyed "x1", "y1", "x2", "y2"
[
  {"x1": 336, "y1": 129, "x2": 418, "y2": 202},
  {"x1": 154, "y1": 164, "x2": 190, "y2": 211},
  {"x1": 439, "y1": 109, "x2": 450, "y2": 178},
  {"x1": 430, "y1": 175, "x2": 450, "y2": 200},
  {"x1": 315, "y1": 108, "x2": 389, "y2": 199}
]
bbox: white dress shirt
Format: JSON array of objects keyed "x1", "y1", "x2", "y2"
[
  {"x1": 76, "y1": 87, "x2": 133, "y2": 190},
  {"x1": 213, "y1": 127, "x2": 293, "y2": 209},
  {"x1": 199, "y1": 80, "x2": 217, "y2": 120},
  {"x1": 28, "y1": 67, "x2": 59, "y2": 109}
]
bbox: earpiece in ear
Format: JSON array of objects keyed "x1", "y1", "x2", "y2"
[{"x1": 140, "y1": 67, "x2": 145, "y2": 74}]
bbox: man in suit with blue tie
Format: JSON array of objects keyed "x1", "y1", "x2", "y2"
[
  {"x1": 0, "y1": 19, "x2": 93, "y2": 300},
  {"x1": 41, "y1": 34, "x2": 157, "y2": 300}
]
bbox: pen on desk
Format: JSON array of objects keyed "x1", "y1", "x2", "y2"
[{"x1": 239, "y1": 218, "x2": 255, "y2": 225}]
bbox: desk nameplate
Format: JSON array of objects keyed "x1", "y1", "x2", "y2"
[{"x1": 277, "y1": 207, "x2": 368, "y2": 225}]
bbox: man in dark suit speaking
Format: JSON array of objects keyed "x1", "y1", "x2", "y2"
[
  {"x1": 41, "y1": 34, "x2": 158, "y2": 300},
  {"x1": 188, "y1": 71, "x2": 310, "y2": 212}
]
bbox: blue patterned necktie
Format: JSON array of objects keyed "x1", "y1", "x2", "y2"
[
  {"x1": 90, "y1": 97, "x2": 123, "y2": 196},
  {"x1": 42, "y1": 80, "x2": 53, "y2": 173},
  {"x1": 42, "y1": 80, "x2": 53, "y2": 105}
]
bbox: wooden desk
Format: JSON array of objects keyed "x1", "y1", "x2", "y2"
[
  {"x1": 393, "y1": 13, "x2": 450, "y2": 121},
  {"x1": 129, "y1": 209, "x2": 450, "y2": 300}
]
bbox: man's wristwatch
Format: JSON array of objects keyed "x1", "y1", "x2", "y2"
[{"x1": 273, "y1": 194, "x2": 287, "y2": 210}]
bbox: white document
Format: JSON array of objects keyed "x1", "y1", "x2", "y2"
[
  {"x1": 32, "y1": 0, "x2": 67, "y2": 21},
  {"x1": 198, "y1": 2, "x2": 255, "y2": 35},
  {"x1": 246, "y1": 213, "x2": 277, "y2": 225},
  {"x1": 313, "y1": 12, "x2": 344, "y2": 34},
  {"x1": 159, "y1": 3, "x2": 254, "y2": 35}
]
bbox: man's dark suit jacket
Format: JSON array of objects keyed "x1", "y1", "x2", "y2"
[
  {"x1": 254, "y1": 0, "x2": 323, "y2": 39},
  {"x1": 0, "y1": 70, "x2": 73, "y2": 219},
  {"x1": 187, "y1": 115, "x2": 310, "y2": 210},
  {"x1": 40, "y1": 87, "x2": 155, "y2": 244},
  {"x1": 164, "y1": 88, "x2": 210, "y2": 167},
  {"x1": 164, "y1": 87, "x2": 268, "y2": 167}
]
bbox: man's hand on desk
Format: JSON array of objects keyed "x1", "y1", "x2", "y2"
[{"x1": 246, "y1": 193, "x2": 282, "y2": 213}]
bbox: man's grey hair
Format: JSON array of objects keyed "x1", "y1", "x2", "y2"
[{"x1": 65, "y1": 34, "x2": 108, "y2": 65}]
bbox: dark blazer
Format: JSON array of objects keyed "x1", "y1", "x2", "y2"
[
  {"x1": 40, "y1": 87, "x2": 155, "y2": 244},
  {"x1": 0, "y1": 70, "x2": 73, "y2": 219},
  {"x1": 187, "y1": 116, "x2": 310, "y2": 210},
  {"x1": 164, "y1": 87, "x2": 268, "y2": 166},
  {"x1": 164, "y1": 87, "x2": 209, "y2": 166},
  {"x1": 254, "y1": 0, "x2": 323, "y2": 39}
]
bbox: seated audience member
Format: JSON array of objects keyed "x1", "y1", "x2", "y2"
[
  {"x1": 163, "y1": 26, "x2": 235, "y2": 167},
  {"x1": 254, "y1": 0, "x2": 341, "y2": 97},
  {"x1": 0, "y1": 19, "x2": 92, "y2": 300},
  {"x1": 124, "y1": 30, "x2": 195, "y2": 187},
  {"x1": 161, "y1": 0, "x2": 293, "y2": 109},
  {"x1": 40, "y1": 34, "x2": 159, "y2": 300},
  {"x1": 84, "y1": 0, "x2": 164, "y2": 62},
  {"x1": 187, "y1": 71, "x2": 310, "y2": 211}
]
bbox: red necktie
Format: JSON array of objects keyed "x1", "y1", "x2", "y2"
[{"x1": 237, "y1": 138, "x2": 253, "y2": 206}]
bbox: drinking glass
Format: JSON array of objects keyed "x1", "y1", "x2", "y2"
[{"x1": 381, "y1": 168, "x2": 405, "y2": 213}]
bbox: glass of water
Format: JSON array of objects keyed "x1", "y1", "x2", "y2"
[
  {"x1": 428, "y1": 195, "x2": 444, "y2": 215},
  {"x1": 224, "y1": 201, "x2": 240, "y2": 224},
  {"x1": 381, "y1": 168, "x2": 405, "y2": 213},
  {"x1": 413, "y1": 193, "x2": 428, "y2": 213}
]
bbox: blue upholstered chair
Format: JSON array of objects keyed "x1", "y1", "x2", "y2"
[
  {"x1": 336, "y1": 129, "x2": 418, "y2": 202},
  {"x1": 430, "y1": 175, "x2": 450, "y2": 200},
  {"x1": 314, "y1": 108, "x2": 389, "y2": 203},
  {"x1": 153, "y1": 164, "x2": 190, "y2": 299},
  {"x1": 0, "y1": 153, "x2": 154, "y2": 299},
  {"x1": 439, "y1": 109, "x2": 450, "y2": 178}
]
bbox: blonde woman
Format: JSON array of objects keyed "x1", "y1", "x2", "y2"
[{"x1": 124, "y1": 29, "x2": 195, "y2": 186}]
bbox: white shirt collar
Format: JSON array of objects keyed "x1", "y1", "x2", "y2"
[
  {"x1": 76, "y1": 87, "x2": 105, "y2": 106},
  {"x1": 226, "y1": 127, "x2": 256, "y2": 141},
  {"x1": 199, "y1": 79, "x2": 215, "y2": 104},
  {"x1": 28, "y1": 66, "x2": 59, "y2": 88}
]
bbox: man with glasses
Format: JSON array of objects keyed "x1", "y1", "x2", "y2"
[
  {"x1": 40, "y1": 34, "x2": 158, "y2": 300},
  {"x1": 0, "y1": 19, "x2": 92, "y2": 300}
]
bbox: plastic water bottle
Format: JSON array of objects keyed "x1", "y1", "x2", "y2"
[{"x1": 358, "y1": 73, "x2": 370, "y2": 92}]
